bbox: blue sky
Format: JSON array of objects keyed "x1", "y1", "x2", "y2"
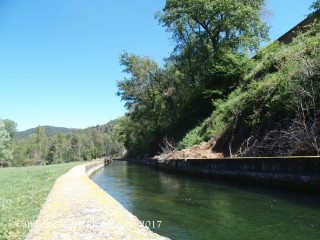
[{"x1": 0, "y1": 0, "x2": 315, "y2": 131}]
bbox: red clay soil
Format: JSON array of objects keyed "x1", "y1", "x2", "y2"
[{"x1": 153, "y1": 141, "x2": 224, "y2": 160}]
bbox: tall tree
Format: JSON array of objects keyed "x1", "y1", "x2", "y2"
[
  {"x1": 2, "y1": 119, "x2": 17, "y2": 140},
  {"x1": 156, "y1": 0, "x2": 269, "y2": 96},
  {"x1": 50, "y1": 133, "x2": 70, "y2": 163},
  {"x1": 117, "y1": 52, "x2": 161, "y2": 116},
  {"x1": 117, "y1": 53, "x2": 190, "y2": 155},
  {"x1": 0, "y1": 120, "x2": 13, "y2": 163},
  {"x1": 71, "y1": 133, "x2": 82, "y2": 161},
  {"x1": 157, "y1": 0, "x2": 269, "y2": 53},
  {"x1": 36, "y1": 126, "x2": 48, "y2": 161}
]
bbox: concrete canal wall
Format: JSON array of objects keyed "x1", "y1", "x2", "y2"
[
  {"x1": 128, "y1": 157, "x2": 320, "y2": 193},
  {"x1": 26, "y1": 159, "x2": 169, "y2": 240}
]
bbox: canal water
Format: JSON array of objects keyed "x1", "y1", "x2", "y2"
[{"x1": 91, "y1": 160, "x2": 320, "y2": 240}]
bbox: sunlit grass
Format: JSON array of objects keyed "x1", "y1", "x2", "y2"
[{"x1": 0, "y1": 162, "x2": 84, "y2": 240}]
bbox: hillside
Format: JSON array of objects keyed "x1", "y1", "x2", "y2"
[
  {"x1": 9, "y1": 120, "x2": 125, "y2": 167},
  {"x1": 178, "y1": 23, "x2": 320, "y2": 157},
  {"x1": 16, "y1": 126, "x2": 79, "y2": 138}
]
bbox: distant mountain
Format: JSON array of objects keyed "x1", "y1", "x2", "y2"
[{"x1": 16, "y1": 126, "x2": 80, "y2": 138}]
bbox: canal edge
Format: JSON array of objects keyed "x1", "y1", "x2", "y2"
[
  {"x1": 26, "y1": 159, "x2": 170, "y2": 240},
  {"x1": 124, "y1": 157, "x2": 320, "y2": 194}
]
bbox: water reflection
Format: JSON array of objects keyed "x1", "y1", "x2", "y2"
[{"x1": 92, "y1": 160, "x2": 320, "y2": 240}]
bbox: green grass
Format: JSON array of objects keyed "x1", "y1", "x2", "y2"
[{"x1": 0, "y1": 162, "x2": 84, "y2": 240}]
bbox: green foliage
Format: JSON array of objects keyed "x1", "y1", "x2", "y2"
[
  {"x1": 36, "y1": 126, "x2": 48, "y2": 162},
  {"x1": 2, "y1": 119, "x2": 17, "y2": 140},
  {"x1": 16, "y1": 126, "x2": 78, "y2": 138},
  {"x1": 177, "y1": 123, "x2": 208, "y2": 149},
  {"x1": 0, "y1": 120, "x2": 13, "y2": 164},
  {"x1": 179, "y1": 23, "x2": 320, "y2": 156},
  {"x1": 117, "y1": 1, "x2": 269, "y2": 156},
  {"x1": 156, "y1": 0, "x2": 266, "y2": 113},
  {"x1": 117, "y1": 52, "x2": 192, "y2": 156},
  {"x1": 156, "y1": 0, "x2": 269, "y2": 52},
  {"x1": 310, "y1": 0, "x2": 320, "y2": 11},
  {"x1": 9, "y1": 120, "x2": 125, "y2": 167}
]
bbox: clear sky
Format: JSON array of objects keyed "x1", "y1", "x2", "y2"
[{"x1": 0, "y1": 0, "x2": 315, "y2": 131}]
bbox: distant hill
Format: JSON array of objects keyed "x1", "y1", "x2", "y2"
[{"x1": 16, "y1": 126, "x2": 80, "y2": 138}]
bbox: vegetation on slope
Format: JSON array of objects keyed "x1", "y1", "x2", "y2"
[
  {"x1": 179, "y1": 22, "x2": 320, "y2": 156},
  {"x1": 0, "y1": 119, "x2": 125, "y2": 167},
  {"x1": 117, "y1": 0, "x2": 269, "y2": 157},
  {"x1": 16, "y1": 126, "x2": 79, "y2": 138},
  {"x1": 116, "y1": 1, "x2": 320, "y2": 158}
]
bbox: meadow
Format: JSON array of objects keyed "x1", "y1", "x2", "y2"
[{"x1": 0, "y1": 162, "x2": 84, "y2": 240}]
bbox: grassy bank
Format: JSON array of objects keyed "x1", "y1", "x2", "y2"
[
  {"x1": 178, "y1": 24, "x2": 320, "y2": 157},
  {"x1": 0, "y1": 162, "x2": 84, "y2": 240}
]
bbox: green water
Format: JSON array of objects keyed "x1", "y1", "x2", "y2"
[{"x1": 91, "y1": 160, "x2": 320, "y2": 240}]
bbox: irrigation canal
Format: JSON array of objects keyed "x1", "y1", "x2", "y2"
[{"x1": 91, "y1": 160, "x2": 320, "y2": 240}]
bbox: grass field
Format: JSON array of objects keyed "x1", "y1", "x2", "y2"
[{"x1": 0, "y1": 162, "x2": 84, "y2": 240}]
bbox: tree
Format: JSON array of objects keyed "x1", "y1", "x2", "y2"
[
  {"x1": 156, "y1": 0, "x2": 269, "y2": 97},
  {"x1": 154, "y1": 0, "x2": 268, "y2": 122},
  {"x1": 117, "y1": 52, "x2": 161, "y2": 114},
  {"x1": 71, "y1": 133, "x2": 82, "y2": 161},
  {"x1": 117, "y1": 53, "x2": 190, "y2": 155},
  {"x1": 0, "y1": 120, "x2": 13, "y2": 163},
  {"x1": 2, "y1": 119, "x2": 17, "y2": 140},
  {"x1": 90, "y1": 129, "x2": 105, "y2": 158},
  {"x1": 157, "y1": 0, "x2": 269, "y2": 53},
  {"x1": 50, "y1": 133, "x2": 70, "y2": 163},
  {"x1": 36, "y1": 126, "x2": 48, "y2": 161},
  {"x1": 310, "y1": 0, "x2": 320, "y2": 11},
  {"x1": 46, "y1": 144, "x2": 56, "y2": 165},
  {"x1": 116, "y1": 1, "x2": 270, "y2": 157}
]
